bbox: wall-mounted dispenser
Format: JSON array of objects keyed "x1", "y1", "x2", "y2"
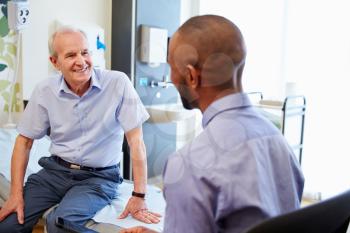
[{"x1": 139, "y1": 25, "x2": 168, "y2": 66}]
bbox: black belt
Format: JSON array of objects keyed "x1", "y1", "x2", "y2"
[{"x1": 53, "y1": 156, "x2": 118, "y2": 172}]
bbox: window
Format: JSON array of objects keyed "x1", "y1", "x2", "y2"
[{"x1": 199, "y1": 0, "x2": 350, "y2": 198}]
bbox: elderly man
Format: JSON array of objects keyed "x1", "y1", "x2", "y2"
[
  {"x1": 122, "y1": 15, "x2": 304, "y2": 233},
  {"x1": 0, "y1": 26, "x2": 160, "y2": 233}
]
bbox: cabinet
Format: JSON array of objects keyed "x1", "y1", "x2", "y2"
[{"x1": 112, "y1": 0, "x2": 181, "y2": 179}]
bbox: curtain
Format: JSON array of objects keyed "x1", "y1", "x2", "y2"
[{"x1": 0, "y1": 0, "x2": 24, "y2": 126}]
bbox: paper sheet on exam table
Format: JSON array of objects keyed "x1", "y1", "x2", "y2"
[{"x1": 93, "y1": 182, "x2": 165, "y2": 232}]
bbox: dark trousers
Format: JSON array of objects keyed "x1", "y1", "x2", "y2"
[{"x1": 0, "y1": 156, "x2": 122, "y2": 233}]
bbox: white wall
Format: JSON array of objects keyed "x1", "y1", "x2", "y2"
[
  {"x1": 180, "y1": 0, "x2": 199, "y2": 24},
  {"x1": 185, "y1": 0, "x2": 350, "y2": 199},
  {"x1": 21, "y1": 0, "x2": 112, "y2": 99},
  {"x1": 199, "y1": 0, "x2": 287, "y2": 100},
  {"x1": 284, "y1": 0, "x2": 350, "y2": 199}
]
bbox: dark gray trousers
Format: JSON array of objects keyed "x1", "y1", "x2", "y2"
[{"x1": 0, "y1": 156, "x2": 122, "y2": 233}]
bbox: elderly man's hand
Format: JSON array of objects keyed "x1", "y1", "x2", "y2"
[
  {"x1": 120, "y1": 226, "x2": 157, "y2": 233},
  {"x1": 118, "y1": 196, "x2": 161, "y2": 224},
  {"x1": 0, "y1": 194, "x2": 25, "y2": 224}
]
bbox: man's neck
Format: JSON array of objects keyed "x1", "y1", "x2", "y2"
[
  {"x1": 198, "y1": 88, "x2": 241, "y2": 113},
  {"x1": 66, "y1": 79, "x2": 91, "y2": 97}
]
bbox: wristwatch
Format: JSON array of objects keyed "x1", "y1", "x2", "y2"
[{"x1": 132, "y1": 191, "x2": 145, "y2": 199}]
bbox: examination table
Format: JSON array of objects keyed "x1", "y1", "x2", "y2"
[{"x1": 0, "y1": 128, "x2": 165, "y2": 232}]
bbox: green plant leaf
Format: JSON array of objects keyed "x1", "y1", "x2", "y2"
[
  {"x1": 0, "y1": 53, "x2": 13, "y2": 69},
  {"x1": 6, "y1": 43, "x2": 16, "y2": 56},
  {"x1": 1, "y1": 5, "x2": 7, "y2": 19},
  {"x1": 3, "y1": 104, "x2": 9, "y2": 112},
  {"x1": 0, "y1": 36, "x2": 4, "y2": 52},
  {"x1": 0, "y1": 16, "x2": 9, "y2": 37},
  {"x1": 8, "y1": 30, "x2": 15, "y2": 36},
  {"x1": 9, "y1": 83, "x2": 22, "y2": 112},
  {"x1": 14, "y1": 82, "x2": 20, "y2": 92},
  {"x1": 0, "y1": 79, "x2": 10, "y2": 91},
  {"x1": 1, "y1": 91, "x2": 9, "y2": 102},
  {"x1": 0, "y1": 82, "x2": 24, "y2": 113},
  {"x1": 0, "y1": 63, "x2": 6, "y2": 71}
]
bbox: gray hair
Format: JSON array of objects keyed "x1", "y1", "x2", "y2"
[{"x1": 48, "y1": 25, "x2": 88, "y2": 57}]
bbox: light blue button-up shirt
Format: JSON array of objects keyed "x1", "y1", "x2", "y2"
[
  {"x1": 163, "y1": 93, "x2": 304, "y2": 233},
  {"x1": 18, "y1": 69, "x2": 149, "y2": 167}
]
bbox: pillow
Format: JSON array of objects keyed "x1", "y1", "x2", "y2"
[{"x1": 0, "y1": 128, "x2": 51, "y2": 182}]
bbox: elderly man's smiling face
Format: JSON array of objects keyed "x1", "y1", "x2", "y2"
[{"x1": 50, "y1": 31, "x2": 93, "y2": 90}]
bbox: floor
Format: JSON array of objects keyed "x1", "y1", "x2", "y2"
[
  {"x1": 33, "y1": 219, "x2": 44, "y2": 233},
  {"x1": 33, "y1": 225, "x2": 44, "y2": 233}
]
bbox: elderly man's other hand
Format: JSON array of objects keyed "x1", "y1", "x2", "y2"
[
  {"x1": 0, "y1": 194, "x2": 25, "y2": 224},
  {"x1": 120, "y1": 226, "x2": 157, "y2": 233},
  {"x1": 118, "y1": 196, "x2": 161, "y2": 224}
]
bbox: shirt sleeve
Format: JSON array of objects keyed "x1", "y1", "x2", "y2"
[
  {"x1": 116, "y1": 74, "x2": 149, "y2": 132},
  {"x1": 162, "y1": 152, "x2": 217, "y2": 233},
  {"x1": 17, "y1": 85, "x2": 50, "y2": 139}
]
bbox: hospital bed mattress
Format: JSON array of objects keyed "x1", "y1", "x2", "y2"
[{"x1": 0, "y1": 129, "x2": 164, "y2": 232}]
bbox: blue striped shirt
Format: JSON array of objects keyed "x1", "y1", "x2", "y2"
[
  {"x1": 163, "y1": 92, "x2": 304, "y2": 233},
  {"x1": 18, "y1": 69, "x2": 149, "y2": 167}
]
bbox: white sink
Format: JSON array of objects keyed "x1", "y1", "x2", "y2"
[{"x1": 145, "y1": 104, "x2": 195, "y2": 123}]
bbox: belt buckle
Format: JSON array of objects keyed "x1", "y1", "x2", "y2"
[{"x1": 70, "y1": 164, "x2": 81, "y2": 170}]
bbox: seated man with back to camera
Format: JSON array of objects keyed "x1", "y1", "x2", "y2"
[
  {"x1": 122, "y1": 15, "x2": 304, "y2": 233},
  {"x1": 0, "y1": 26, "x2": 160, "y2": 233}
]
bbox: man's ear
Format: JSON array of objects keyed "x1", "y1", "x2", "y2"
[
  {"x1": 49, "y1": 56, "x2": 59, "y2": 70},
  {"x1": 185, "y1": 64, "x2": 200, "y2": 89}
]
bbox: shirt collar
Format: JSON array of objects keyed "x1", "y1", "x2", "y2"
[
  {"x1": 202, "y1": 92, "x2": 252, "y2": 128},
  {"x1": 58, "y1": 69, "x2": 101, "y2": 95}
]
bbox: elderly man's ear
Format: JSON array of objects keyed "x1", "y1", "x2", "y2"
[
  {"x1": 185, "y1": 64, "x2": 200, "y2": 89},
  {"x1": 49, "y1": 56, "x2": 60, "y2": 70}
]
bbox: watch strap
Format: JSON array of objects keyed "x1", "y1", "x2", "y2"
[{"x1": 132, "y1": 191, "x2": 145, "y2": 199}]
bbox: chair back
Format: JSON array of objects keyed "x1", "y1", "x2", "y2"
[{"x1": 245, "y1": 189, "x2": 350, "y2": 233}]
